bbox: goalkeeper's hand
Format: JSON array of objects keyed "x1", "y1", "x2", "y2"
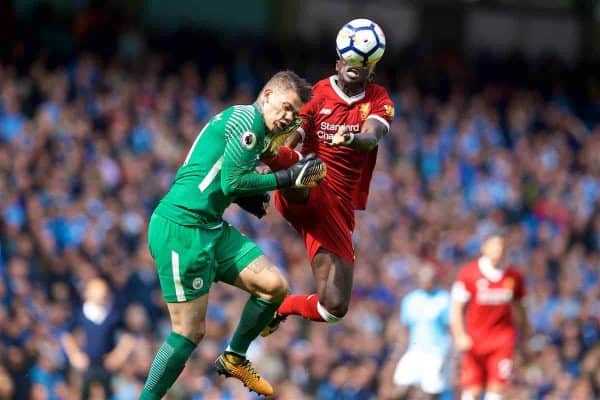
[
  {"x1": 234, "y1": 193, "x2": 270, "y2": 219},
  {"x1": 274, "y1": 153, "x2": 327, "y2": 188}
]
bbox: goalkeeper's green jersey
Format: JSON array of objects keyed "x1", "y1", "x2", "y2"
[{"x1": 155, "y1": 104, "x2": 278, "y2": 227}]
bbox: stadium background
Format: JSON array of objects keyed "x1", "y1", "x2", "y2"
[{"x1": 1, "y1": 0, "x2": 600, "y2": 398}]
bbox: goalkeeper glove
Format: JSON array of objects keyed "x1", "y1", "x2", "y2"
[
  {"x1": 274, "y1": 153, "x2": 326, "y2": 188},
  {"x1": 234, "y1": 193, "x2": 270, "y2": 219}
]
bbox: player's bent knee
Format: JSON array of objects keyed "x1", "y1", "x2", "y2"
[
  {"x1": 167, "y1": 297, "x2": 208, "y2": 344},
  {"x1": 257, "y1": 272, "x2": 288, "y2": 303},
  {"x1": 172, "y1": 324, "x2": 205, "y2": 344},
  {"x1": 266, "y1": 275, "x2": 288, "y2": 303}
]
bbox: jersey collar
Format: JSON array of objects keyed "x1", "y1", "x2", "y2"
[
  {"x1": 478, "y1": 256, "x2": 504, "y2": 282},
  {"x1": 329, "y1": 75, "x2": 366, "y2": 105}
]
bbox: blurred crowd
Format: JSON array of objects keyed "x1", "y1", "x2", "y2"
[{"x1": 1, "y1": 4, "x2": 600, "y2": 400}]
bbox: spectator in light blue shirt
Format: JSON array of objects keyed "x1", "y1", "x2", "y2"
[
  {"x1": 393, "y1": 264, "x2": 451, "y2": 400},
  {"x1": 0, "y1": 97, "x2": 24, "y2": 142}
]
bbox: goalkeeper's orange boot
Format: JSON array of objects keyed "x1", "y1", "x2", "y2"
[
  {"x1": 260, "y1": 312, "x2": 287, "y2": 337},
  {"x1": 214, "y1": 352, "x2": 274, "y2": 396}
]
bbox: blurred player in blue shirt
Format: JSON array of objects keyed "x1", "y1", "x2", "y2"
[{"x1": 393, "y1": 264, "x2": 451, "y2": 400}]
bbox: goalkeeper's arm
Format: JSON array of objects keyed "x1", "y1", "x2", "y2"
[
  {"x1": 329, "y1": 118, "x2": 388, "y2": 152},
  {"x1": 221, "y1": 128, "x2": 326, "y2": 196}
]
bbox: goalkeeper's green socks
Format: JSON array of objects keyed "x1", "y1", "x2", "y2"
[
  {"x1": 227, "y1": 296, "x2": 280, "y2": 356},
  {"x1": 139, "y1": 332, "x2": 196, "y2": 399}
]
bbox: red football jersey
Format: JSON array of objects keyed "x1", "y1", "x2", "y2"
[
  {"x1": 299, "y1": 76, "x2": 394, "y2": 210},
  {"x1": 452, "y1": 257, "x2": 525, "y2": 352}
]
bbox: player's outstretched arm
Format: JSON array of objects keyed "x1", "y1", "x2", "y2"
[
  {"x1": 329, "y1": 118, "x2": 388, "y2": 152},
  {"x1": 221, "y1": 129, "x2": 326, "y2": 196},
  {"x1": 221, "y1": 129, "x2": 280, "y2": 196}
]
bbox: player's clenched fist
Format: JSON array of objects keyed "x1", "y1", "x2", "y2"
[
  {"x1": 274, "y1": 153, "x2": 327, "y2": 188},
  {"x1": 329, "y1": 125, "x2": 355, "y2": 147}
]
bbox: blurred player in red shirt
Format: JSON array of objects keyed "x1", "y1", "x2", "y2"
[
  {"x1": 450, "y1": 233, "x2": 530, "y2": 400},
  {"x1": 260, "y1": 21, "x2": 394, "y2": 332}
]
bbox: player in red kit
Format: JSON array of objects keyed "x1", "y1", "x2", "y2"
[
  {"x1": 450, "y1": 233, "x2": 530, "y2": 400},
  {"x1": 259, "y1": 20, "x2": 394, "y2": 331}
]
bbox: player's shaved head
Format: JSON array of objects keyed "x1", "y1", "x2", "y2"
[{"x1": 261, "y1": 70, "x2": 312, "y2": 103}]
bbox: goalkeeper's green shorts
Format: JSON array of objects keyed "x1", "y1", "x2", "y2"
[{"x1": 147, "y1": 213, "x2": 263, "y2": 302}]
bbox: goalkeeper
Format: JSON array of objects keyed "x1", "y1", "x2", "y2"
[{"x1": 140, "y1": 71, "x2": 325, "y2": 399}]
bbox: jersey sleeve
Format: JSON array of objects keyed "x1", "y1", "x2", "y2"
[
  {"x1": 221, "y1": 125, "x2": 278, "y2": 197},
  {"x1": 451, "y1": 267, "x2": 473, "y2": 303},
  {"x1": 366, "y1": 86, "x2": 395, "y2": 132}
]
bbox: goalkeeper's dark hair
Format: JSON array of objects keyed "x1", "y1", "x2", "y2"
[{"x1": 263, "y1": 70, "x2": 312, "y2": 103}]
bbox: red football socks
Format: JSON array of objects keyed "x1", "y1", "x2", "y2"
[{"x1": 277, "y1": 294, "x2": 325, "y2": 322}]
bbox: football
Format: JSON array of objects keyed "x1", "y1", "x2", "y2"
[{"x1": 336, "y1": 18, "x2": 386, "y2": 67}]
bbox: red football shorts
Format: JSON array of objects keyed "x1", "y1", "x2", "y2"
[
  {"x1": 460, "y1": 346, "x2": 514, "y2": 388},
  {"x1": 274, "y1": 183, "x2": 355, "y2": 265}
]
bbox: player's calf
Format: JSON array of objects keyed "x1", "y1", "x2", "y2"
[
  {"x1": 312, "y1": 249, "x2": 353, "y2": 320},
  {"x1": 140, "y1": 296, "x2": 208, "y2": 399}
]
